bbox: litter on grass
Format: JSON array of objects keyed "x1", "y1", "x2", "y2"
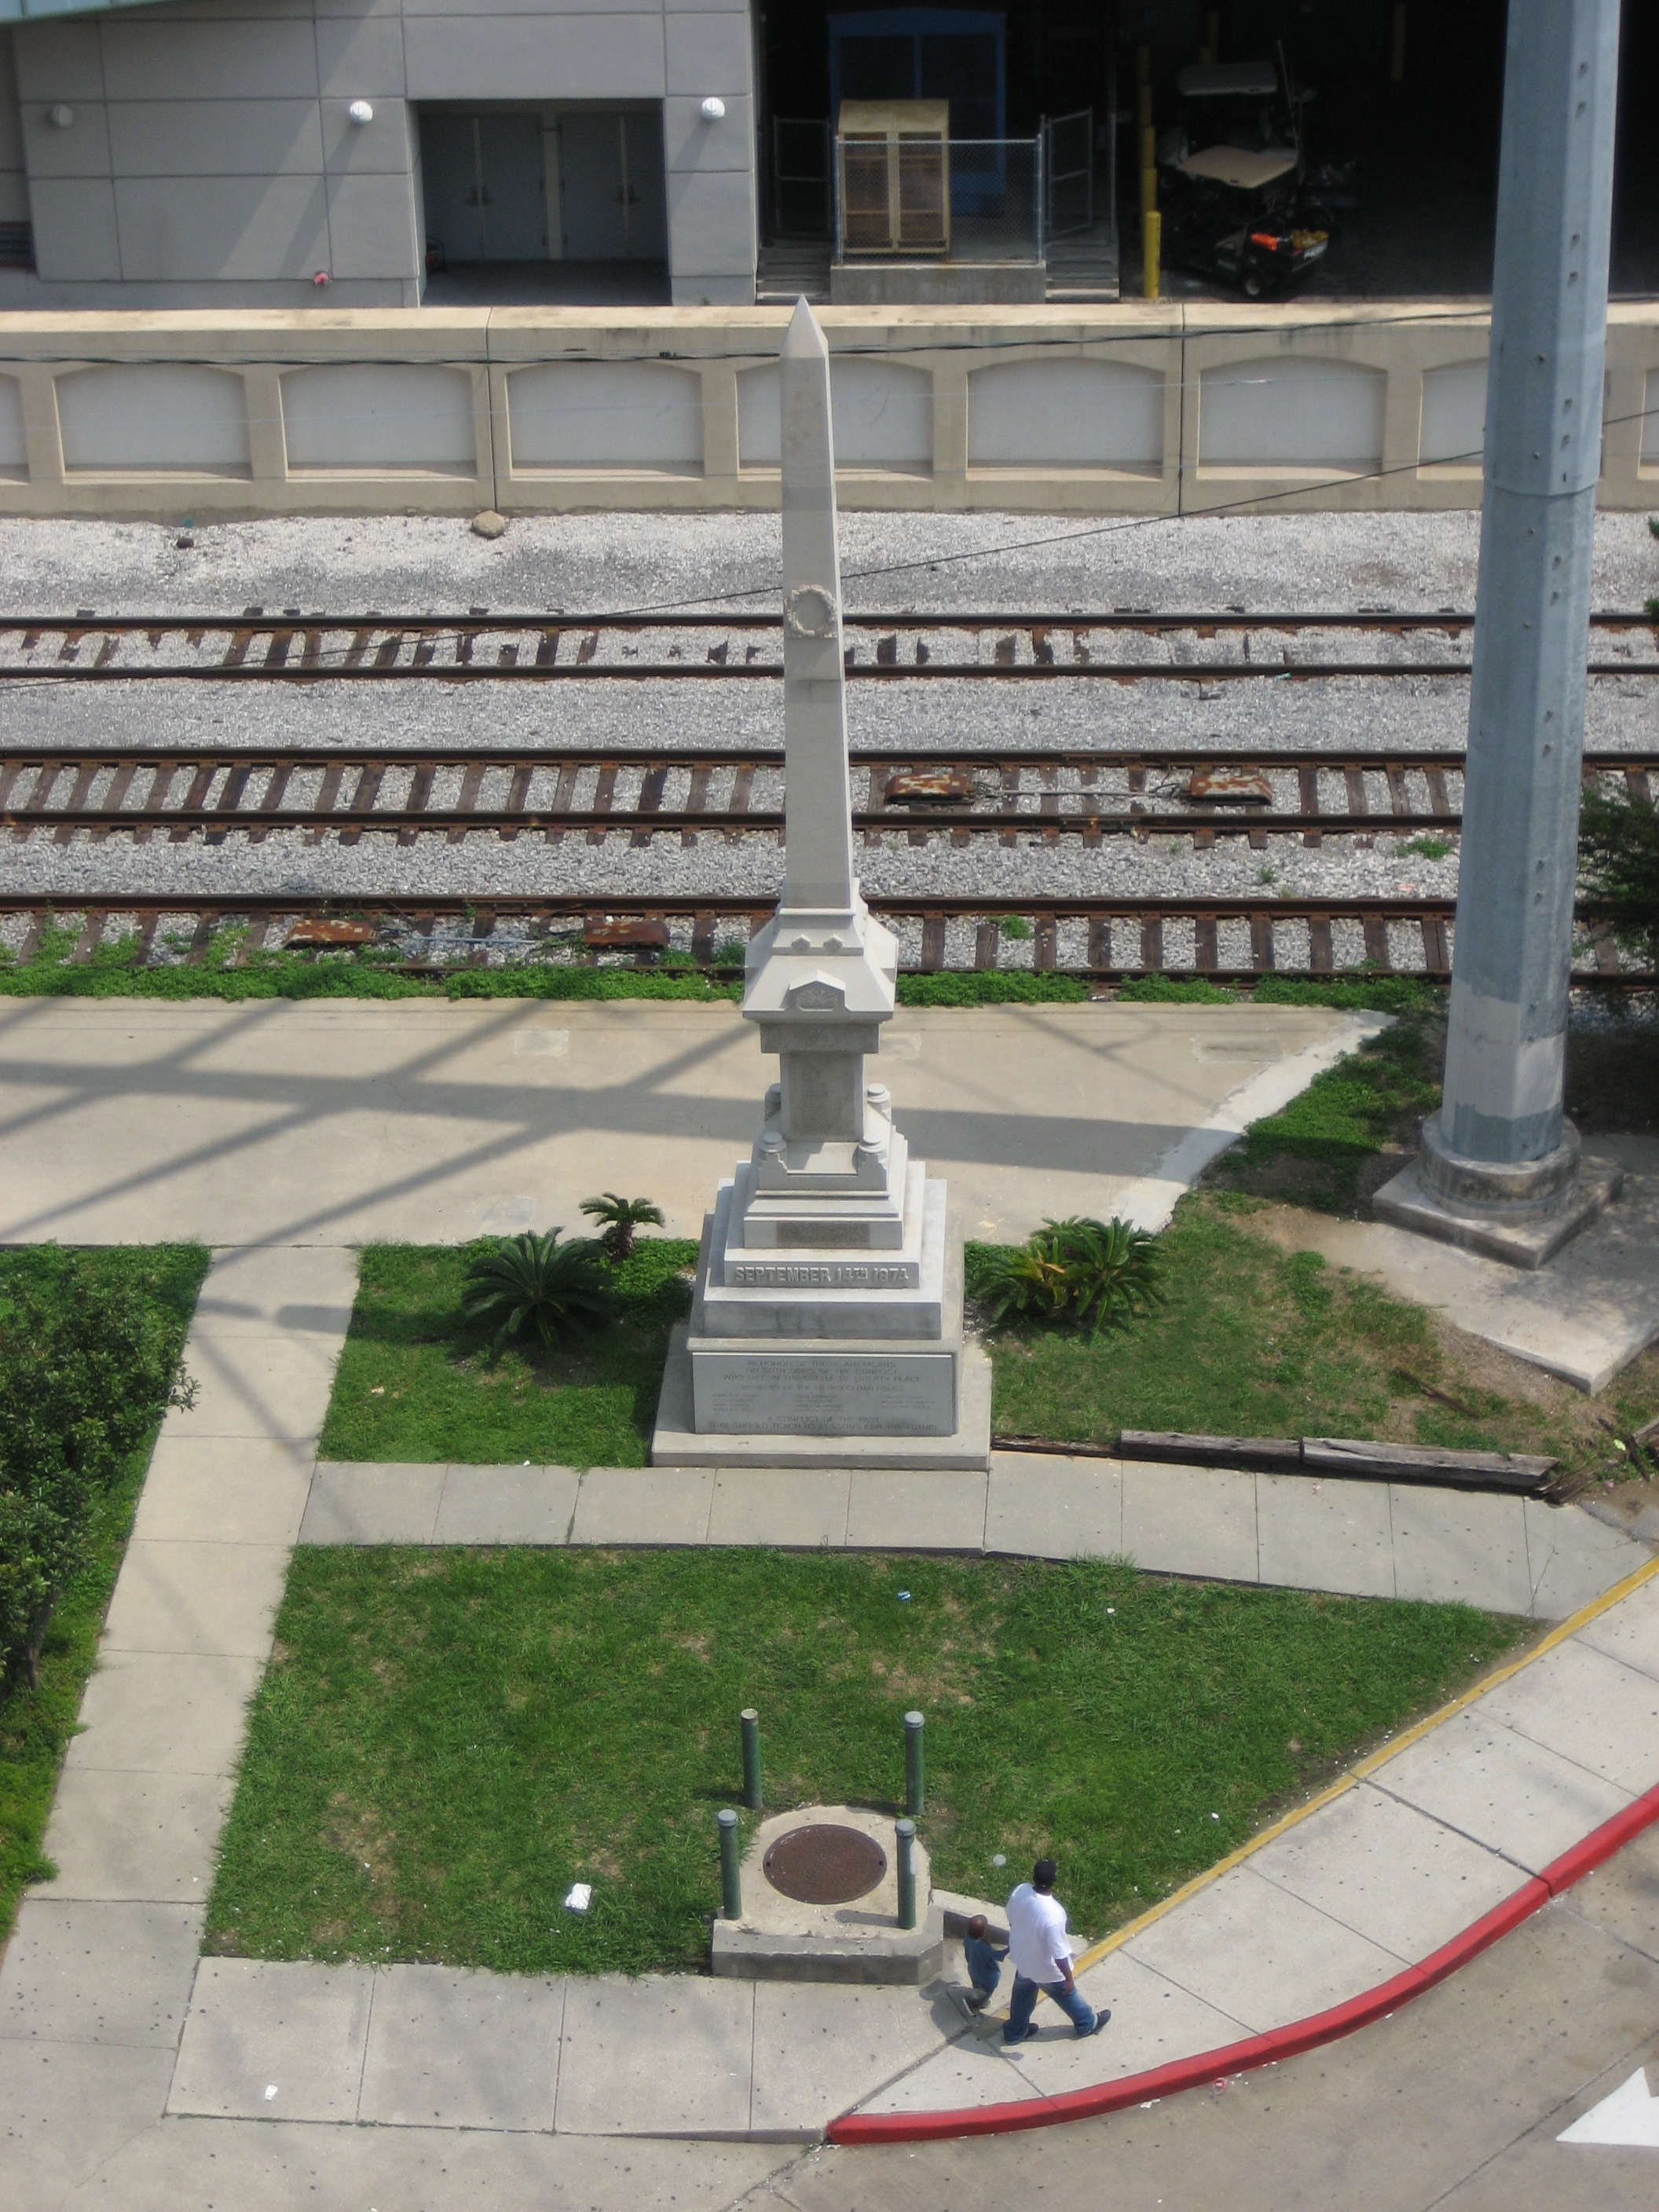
[{"x1": 564, "y1": 1882, "x2": 592, "y2": 1912}]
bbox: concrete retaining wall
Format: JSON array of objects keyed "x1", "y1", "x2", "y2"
[{"x1": 0, "y1": 300, "x2": 1654, "y2": 516}]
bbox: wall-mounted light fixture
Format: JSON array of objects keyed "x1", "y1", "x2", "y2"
[
  {"x1": 700, "y1": 96, "x2": 727, "y2": 121},
  {"x1": 348, "y1": 100, "x2": 374, "y2": 125},
  {"x1": 47, "y1": 104, "x2": 75, "y2": 129}
]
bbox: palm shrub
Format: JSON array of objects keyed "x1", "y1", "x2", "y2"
[
  {"x1": 1579, "y1": 783, "x2": 1659, "y2": 969},
  {"x1": 579, "y1": 1193, "x2": 666, "y2": 1264},
  {"x1": 1, "y1": 1254, "x2": 196, "y2": 1689},
  {"x1": 972, "y1": 1217, "x2": 1164, "y2": 1343},
  {"x1": 462, "y1": 1230, "x2": 612, "y2": 1358}
]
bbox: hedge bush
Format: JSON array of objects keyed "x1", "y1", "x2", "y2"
[{"x1": 0, "y1": 1250, "x2": 202, "y2": 1688}]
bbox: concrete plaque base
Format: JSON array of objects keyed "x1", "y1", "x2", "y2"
[
  {"x1": 651, "y1": 1328, "x2": 993, "y2": 1470},
  {"x1": 1372, "y1": 1155, "x2": 1624, "y2": 1269},
  {"x1": 709, "y1": 1805, "x2": 947, "y2": 1986}
]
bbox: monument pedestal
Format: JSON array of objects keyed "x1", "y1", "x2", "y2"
[{"x1": 652, "y1": 1325, "x2": 993, "y2": 1470}]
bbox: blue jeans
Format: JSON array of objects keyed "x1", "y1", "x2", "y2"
[{"x1": 1003, "y1": 1971, "x2": 1097, "y2": 2043}]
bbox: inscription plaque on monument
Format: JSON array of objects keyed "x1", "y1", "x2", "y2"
[{"x1": 695, "y1": 1350, "x2": 957, "y2": 1437}]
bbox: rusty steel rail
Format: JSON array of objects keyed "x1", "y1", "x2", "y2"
[
  {"x1": 4, "y1": 892, "x2": 1649, "y2": 987},
  {"x1": 3, "y1": 745, "x2": 1650, "y2": 848},
  {"x1": 0, "y1": 607, "x2": 1650, "y2": 683}
]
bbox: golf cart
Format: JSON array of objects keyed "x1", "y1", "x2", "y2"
[{"x1": 1154, "y1": 57, "x2": 1331, "y2": 297}]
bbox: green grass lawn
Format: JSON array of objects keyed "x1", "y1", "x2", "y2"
[
  {"x1": 207, "y1": 1547, "x2": 1525, "y2": 1977},
  {"x1": 317, "y1": 1238, "x2": 698, "y2": 1469},
  {"x1": 0, "y1": 1244, "x2": 208, "y2": 1938}
]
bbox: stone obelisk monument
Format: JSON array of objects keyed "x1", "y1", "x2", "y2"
[{"x1": 652, "y1": 298, "x2": 990, "y2": 1470}]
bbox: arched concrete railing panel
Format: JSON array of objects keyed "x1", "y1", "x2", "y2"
[
  {"x1": 280, "y1": 362, "x2": 478, "y2": 474},
  {"x1": 0, "y1": 374, "x2": 26, "y2": 479},
  {"x1": 1419, "y1": 359, "x2": 1489, "y2": 470},
  {"x1": 57, "y1": 362, "x2": 251, "y2": 475},
  {"x1": 966, "y1": 354, "x2": 1164, "y2": 474},
  {"x1": 506, "y1": 361, "x2": 704, "y2": 473},
  {"x1": 0, "y1": 303, "x2": 1650, "y2": 517}
]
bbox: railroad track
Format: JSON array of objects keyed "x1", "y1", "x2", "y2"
[
  {"x1": 5, "y1": 892, "x2": 1647, "y2": 987},
  {"x1": 5, "y1": 745, "x2": 1652, "y2": 848},
  {"x1": 0, "y1": 607, "x2": 1652, "y2": 683}
]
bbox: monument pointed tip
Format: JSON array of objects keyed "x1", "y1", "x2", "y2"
[{"x1": 782, "y1": 295, "x2": 828, "y2": 360}]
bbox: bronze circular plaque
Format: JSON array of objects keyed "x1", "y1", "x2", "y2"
[{"x1": 762, "y1": 1824, "x2": 888, "y2": 1905}]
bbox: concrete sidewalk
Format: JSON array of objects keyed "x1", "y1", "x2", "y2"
[{"x1": 297, "y1": 1452, "x2": 1645, "y2": 1623}]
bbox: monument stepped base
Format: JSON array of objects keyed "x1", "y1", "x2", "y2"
[{"x1": 651, "y1": 1325, "x2": 994, "y2": 1470}]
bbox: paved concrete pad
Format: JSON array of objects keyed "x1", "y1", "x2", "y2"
[
  {"x1": 1121, "y1": 1463, "x2": 1259, "y2": 1582},
  {"x1": 71, "y1": 2114, "x2": 795, "y2": 2212},
  {"x1": 1477, "y1": 1638, "x2": 1659, "y2": 1797},
  {"x1": 1258, "y1": 1137, "x2": 1659, "y2": 1393},
  {"x1": 133, "y1": 1439, "x2": 316, "y2": 1544},
  {"x1": 845, "y1": 1472, "x2": 989, "y2": 1551},
  {"x1": 554, "y1": 1975, "x2": 755, "y2": 2137},
  {"x1": 569, "y1": 1467, "x2": 716, "y2": 1546},
  {"x1": 1374, "y1": 1710, "x2": 1635, "y2": 1874},
  {"x1": 1, "y1": 2041, "x2": 179, "y2": 2212},
  {"x1": 0, "y1": 998, "x2": 1376, "y2": 1250},
  {"x1": 357, "y1": 1966, "x2": 564, "y2": 2131},
  {"x1": 298, "y1": 1461, "x2": 445, "y2": 1544},
  {"x1": 751, "y1": 1984, "x2": 964, "y2": 2137},
  {"x1": 1388, "y1": 1486, "x2": 1533, "y2": 1612},
  {"x1": 432, "y1": 1463, "x2": 580, "y2": 1544},
  {"x1": 708, "y1": 1468, "x2": 851, "y2": 1548},
  {"x1": 288, "y1": 1454, "x2": 1648, "y2": 1624},
  {"x1": 851, "y1": 2034, "x2": 1047, "y2": 2116},
  {"x1": 168, "y1": 1958, "x2": 373, "y2": 2123},
  {"x1": 36, "y1": 1771, "x2": 233, "y2": 1903},
  {"x1": 1125, "y1": 1862, "x2": 1408, "y2": 2032},
  {"x1": 1524, "y1": 1495, "x2": 1644, "y2": 1620},
  {"x1": 1242, "y1": 1781, "x2": 1522, "y2": 1959},
  {"x1": 101, "y1": 1540, "x2": 291, "y2": 1658},
  {"x1": 0, "y1": 1903, "x2": 203, "y2": 2048},
  {"x1": 63, "y1": 1649, "x2": 264, "y2": 1777},
  {"x1": 168, "y1": 1332, "x2": 347, "y2": 1441},
  {"x1": 1256, "y1": 1472, "x2": 1396, "y2": 1599},
  {"x1": 1580, "y1": 1574, "x2": 1659, "y2": 1683},
  {"x1": 984, "y1": 1456, "x2": 1123, "y2": 1558}
]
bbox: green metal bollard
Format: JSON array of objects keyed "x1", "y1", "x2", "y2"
[
  {"x1": 903, "y1": 1710, "x2": 925, "y2": 1818},
  {"x1": 740, "y1": 1708, "x2": 762, "y2": 1811},
  {"x1": 717, "y1": 1809, "x2": 742, "y2": 1920},
  {"x1": 895, "y1": 1818, "x2": 917, "y2": 1931}
]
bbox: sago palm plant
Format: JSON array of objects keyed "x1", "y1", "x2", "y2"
[
  {"x1": 462, "y1": 1229, "x2": 612, "y2": 1358},
  {"x1": 579, "y1": 1192, "x2": 666, "y2": 1264}
]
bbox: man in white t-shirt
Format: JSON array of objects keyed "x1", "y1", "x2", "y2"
[{"x1": 1003, "y1": 1858, "x2": 1108, "y2": 2045}]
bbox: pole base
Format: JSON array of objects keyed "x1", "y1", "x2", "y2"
[{"x1": 1374, "y1": 1118, "x2": 1623, "y2": 1269}]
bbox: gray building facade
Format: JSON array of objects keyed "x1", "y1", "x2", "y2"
[{"x1": 0, "y1": 0, "x2": 757, "y2": 306}]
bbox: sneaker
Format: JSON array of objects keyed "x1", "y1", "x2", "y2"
[
  {"x1": 1002, "y1": 2026, "x2": 1031, "y2": 2047},
  {"x1": 1079, "y1": 2009, "x2": 1110, "y2": 2038}
]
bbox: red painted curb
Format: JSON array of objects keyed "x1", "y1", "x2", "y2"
[{"x1": 826, "y1": 1780, "x2": 1659, "y2": 2144}]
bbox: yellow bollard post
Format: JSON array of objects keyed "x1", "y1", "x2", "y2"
[
  {"x1": 1141, "y1": 167, "x2": 1156, "y2": 221},
  {"x1": 1142, "y1": 211, "x2": 1161, "y2": 300},
  {"x1": 1137, "y1": 82, "x2": 1152, "y2": 131},
  {"x1": 1141, "y1": 123, "x2": 1156, "y2": 178},
  {"x1": 1136, "y1": 42, "x2": 1150, "y2": 89}
]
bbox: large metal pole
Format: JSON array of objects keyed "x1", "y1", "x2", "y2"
[{"x1": 1381, "y1": 0, "x2": 1624, "y2": 1264}]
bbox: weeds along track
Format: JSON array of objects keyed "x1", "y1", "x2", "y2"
[{"x1": 2, "y1": 608, "x2": 1653, "y2": 986}]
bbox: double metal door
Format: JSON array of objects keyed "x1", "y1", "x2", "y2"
[
  {"x1": 423, "y1": 112, "x2": 547, "y2": 262},
  {"x1": 558, "y1": 111, "x2": 668, "y2": 261}
]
